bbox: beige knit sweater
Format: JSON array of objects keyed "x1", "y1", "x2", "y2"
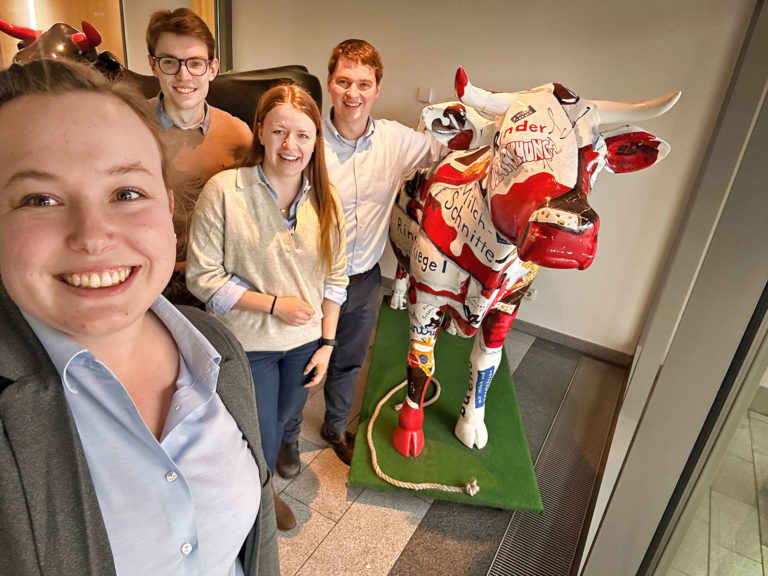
[{"x1": 186, "y1": 165, "x2": 347, "y2": 352}]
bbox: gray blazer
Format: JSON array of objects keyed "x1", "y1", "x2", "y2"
[{"x1": 0, "y1": 285, "x2": 279, "y2": 575}]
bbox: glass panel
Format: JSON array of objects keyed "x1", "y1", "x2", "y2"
[{"x1": 663, "y1": 372, "x2": 768, "y2": 576}]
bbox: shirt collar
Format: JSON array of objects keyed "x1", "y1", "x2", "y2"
[
  {"x1": 236, "y1": 163, "x2": 311, "y2": 198},
  {"x1": 324, "y1": 110, "x2": 376, "y2": 147},
  {"x1": 154, "y1": 92, "x2": 211, "y2": 135},
  {"x1": 22, "y1": 296, "x2": 221, "y2": 390}
]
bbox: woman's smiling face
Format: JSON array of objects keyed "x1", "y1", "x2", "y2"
[
  {"x1": 258, "y1": 103, "x2": 317, "y2": 183},
  {"x1": 0, "y1": 91, "x2": 176, "y2": 341}
]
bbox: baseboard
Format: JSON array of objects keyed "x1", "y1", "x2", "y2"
[
  {"x1": 512, "y1": 320, "x2": 633, "y2": 367},
  {"x1": 379, "y1": 277, "x2": 632, "y2": 368}
]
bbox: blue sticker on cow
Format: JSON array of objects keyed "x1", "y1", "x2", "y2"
[{"x1": 475, "y1": 367, "x2": 495, "y2": 408}]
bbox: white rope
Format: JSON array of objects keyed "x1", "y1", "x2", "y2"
[{"x1": 366, "y1": 377, "x2": 480, "y2": 496}]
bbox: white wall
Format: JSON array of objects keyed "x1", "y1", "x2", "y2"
[{"x1": 230, "y1": 0, "x2": 753, "y2": 354}]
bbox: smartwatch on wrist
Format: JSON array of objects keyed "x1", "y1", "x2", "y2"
[{"x1": 319, "y1": 338, "x2": 338, "y2": 347}]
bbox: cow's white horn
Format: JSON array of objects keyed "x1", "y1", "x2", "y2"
[
  {"x1": 594, "y1": 91, "x2": 681, "y2": 125},
  {"x1": 455, "y1": 67, "x2": 511, "y2": 118}
]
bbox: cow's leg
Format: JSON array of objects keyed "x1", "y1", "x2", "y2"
[
  {"x1": 454, "y1": 306, "x2": 518, "y2": 449},
  {"x1": 393, "y1": 299, "x2": 443, "y2": 458},
  {"x1": 389, "y1": 264, "x2": 409, "y2": 310}
]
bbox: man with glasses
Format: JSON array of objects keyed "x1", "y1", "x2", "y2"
[{"x1": 146, "y1": 8, "x2": 252, "y2": 305}]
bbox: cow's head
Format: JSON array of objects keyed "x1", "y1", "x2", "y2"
[
  {"x1": 0, "y1": 19, "x2": 122, "y2": 77},
  {"x1": 423, "y1": 67, "x2": 680, "y2": 269}
]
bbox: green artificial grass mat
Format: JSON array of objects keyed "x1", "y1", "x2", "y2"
[{"x1": 348, "y1": 304, "x2": 543, "y2": 512}]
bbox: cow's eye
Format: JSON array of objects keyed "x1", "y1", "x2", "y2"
[{"x1": 493, "y1": 131, "x2": 500, "y2": 150}]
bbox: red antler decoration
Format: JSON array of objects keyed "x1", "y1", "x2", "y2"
[
  {"x1": 0, "y1": 19, "x2": 41, "y2": 44},
  {"x1": 71, "y1": 20, "x2": 101, "y2": 52}
]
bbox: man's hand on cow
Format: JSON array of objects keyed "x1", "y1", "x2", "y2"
[{"x1": 273, "y1": 297, "x2": 315, "y2": 326}]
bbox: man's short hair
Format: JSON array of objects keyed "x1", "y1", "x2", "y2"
[
  {"x1": 146, "y1": 8, "x2": 215, "y2": 60},
  {"x1": 327, "y1": 39, "x2": 383, "y2": 85}
]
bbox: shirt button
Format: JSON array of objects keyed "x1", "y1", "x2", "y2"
[
  {"x1": 166, "y1": 471, "x2": 178, "y2": 482},
  {"x1": 181, "y1": 542, "x2": 193, "y2": 555}
]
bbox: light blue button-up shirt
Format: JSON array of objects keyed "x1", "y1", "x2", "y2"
[
  {"x1": 24, "y1": 297, "x2": 260, "y2": 576},
  {"x1": 153, "y1": 92, "x2": 211, "y2": 134},
  {"x1": 323, "y1": 114, "x2": 444, "y2": 276}
]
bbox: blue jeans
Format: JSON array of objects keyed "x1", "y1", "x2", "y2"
[
  {"x1": 246, "y1": 340, "x2": 318, "y2": 471},
  {"x1": 323, "y1": 264, "x2": 382, "y2": 434}
]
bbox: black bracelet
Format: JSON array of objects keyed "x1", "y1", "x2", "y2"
[
  {"x1": 269, "y1": 296, "x2": 277, "y2": 315},
  {"x1": 319, "y1": 337, "x2": 338, "y2": 347}
]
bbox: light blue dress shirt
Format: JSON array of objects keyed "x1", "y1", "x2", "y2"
[
  {"x1": 23, "y1": 297, "x2": 260, "y2": 576},
  {"x1": 322, "y1": 114, "x2": 443, "y2": 276},
  {"x1": 207, "y1": 164, "x2": 347, "y2": 315},
  {"x1": 153, "y1": 92, "x2": 211, "y2": 134}
]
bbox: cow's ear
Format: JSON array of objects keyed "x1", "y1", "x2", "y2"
[
  {"x1": 421, "y1": 101, "x2": 495, "y2": 150},
  {"x1": 602, "y1": 125, "x2": 671, "y2": 174}
]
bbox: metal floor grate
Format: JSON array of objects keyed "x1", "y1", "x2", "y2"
[{"x1": 487, "y1": 357, "x2": 625, "y2": 576}]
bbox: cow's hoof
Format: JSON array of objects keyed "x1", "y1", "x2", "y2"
[
  {"x1": 454, "y1": 419, "x2": 488, "y2": 450},
  {"x1": 393, "y1": 425, "x2": 424, "y2": 457},
  {"x1": 389, "y1": 290, "x2": 407, "y2": 310}
]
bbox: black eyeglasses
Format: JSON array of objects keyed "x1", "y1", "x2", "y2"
[{"x1": 151, "y1": 56, "x2": 211, "y2": 76}]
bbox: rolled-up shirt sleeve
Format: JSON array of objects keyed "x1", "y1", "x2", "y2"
[
  {"x1": 209, "y1": 276, "x2": 250, "y2": 315},
  {"x1": 323, "y1": 283, "x2": 347, "y2": 306}
]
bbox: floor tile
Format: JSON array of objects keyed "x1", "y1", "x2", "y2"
[
  {"x1": 299, "y1": 387, "x2": 328, "y2": 448},
  {"x1": 294, "y1": 488, "x2": 431, "y2": 576},
  {"x1": 277, "y1": 493, "x2": 336, "y2": 576},
  {"x1": 710, "y1": 544, "x2": 762, "y2": 576},
  {"x1": 711, "y1": 452, "x2": 757, "y2": 506},
  {"x1": 752, "y1": 452, "x2": 768, "y2": 548},
  {"x1": 284, "y1": 448, "x2": 363, "y2": 522},
  {"x1": 504, "y1": 329, "x2": 536, "y2": 374},
  {"x1": 669, "y1": 506, "x2": 709, "y2": 576},
  {"x1": 665, "y1": 568, "x2": 692, "y2": 576},
  {"x1": 750, "y1": 413, "x2": 768, "y2": 457},
  {"x1": 762, "y1": 545, "x2": 768, "y2": 576},
  {"x1": 730, "y1": 422, "x2": 755, "y2": 463},
  {"x1": 273, "y1": 438, "x2": 324, "y2": 494},
  {"x1": 710, "y1": 491, "x2": 761, "y2": 562}
]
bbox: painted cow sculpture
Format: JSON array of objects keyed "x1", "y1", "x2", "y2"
[{"x1": 388, "y1": 67, "x2": 679, "y2": 458}]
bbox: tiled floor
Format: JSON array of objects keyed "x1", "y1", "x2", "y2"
[
  {"x1": 273, "y1": 313, "x2": 538, "y2": 576},
  {"x1": 666, "y1": 395, "x2": 768, "y2": 576}
]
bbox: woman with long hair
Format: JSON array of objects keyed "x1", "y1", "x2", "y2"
[{"x1": 186, "y1": 84, "x2": 347, "y2": 530}]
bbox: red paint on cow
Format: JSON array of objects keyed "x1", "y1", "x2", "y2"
[
  {"x1": 518, "y1": 217, "x2": 600, "y2": 269},
  {"x1": 455, "y1": 66, "x2": 468, "y2": 99},
  {"x1": 605, "y1": 131, "x2": 661, "y2": 174},
  {"x1": 490, "y1": 172, "x2": 570, "y2": 244},
  {"x1": 448, "y1": 130, "x2": 473, "y2": 150},
  {"x1": 420, "y1": 202, "x2": 509, "y2": 290},
  {"x1": 578, "y1": 147, "x2": 601, "y2": 194},
  {"x1": 481, "y1": 308, "x2": 518, "y2": 349}
]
